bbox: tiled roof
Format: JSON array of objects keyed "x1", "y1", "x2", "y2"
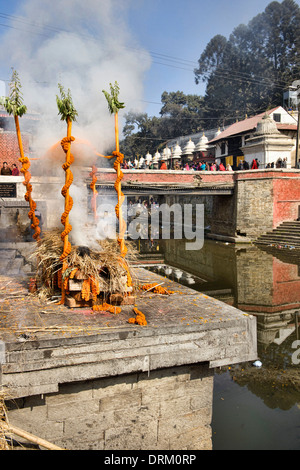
[
  {"x1": 276, "y1": 123, "x2": 298, "y2": 131},
  {"x1": 209, "y1": 107, "x2": 283, "y2": 143}
]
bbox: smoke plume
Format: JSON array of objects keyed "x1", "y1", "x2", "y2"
[
  {"x1": 0, "y1": 0, "x2": 151, "y2": 246},
  {"x1": 0, "y1": 0, "x2": 151, "y2": 155}
]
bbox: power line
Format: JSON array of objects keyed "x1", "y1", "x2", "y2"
[{"x1": 0, "y1": 11, "x2": 295, "y2": 93}]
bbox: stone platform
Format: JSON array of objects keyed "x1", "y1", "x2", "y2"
[{"x1": 0, "y1": 267, "x2": 257, "y2": 400}]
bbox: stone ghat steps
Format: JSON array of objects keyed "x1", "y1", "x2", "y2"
[
  {"x1": 255, "y1": 221, "x2": 300, "y2": 250},
  {"x1": 0, "y1": 249, "x2": 31, "y2": 275}
]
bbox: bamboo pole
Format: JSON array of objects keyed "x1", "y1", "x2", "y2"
[
  {"x1": 2, "y1": 423, "x2": 65, "y2": 450},
  {"x1": 115, "y1": 112, "x2": 120, "y2": 153},
  {"x1": 114, "y1": 112, "x2": 127, "y2": 258},
  {"x1": 58, "y1": 117, "x2": 74, "y2": 305},
  {"x1": 14, "y1": 114, "x2": 41, "y2": 241},
  {"x1": 63, "y1": 117, "x2": 73, "y2": 258}
]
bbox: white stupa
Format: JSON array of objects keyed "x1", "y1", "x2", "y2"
[
  {"x1": 182, "y1": 138, "x2": 195, "y2": 155},
  {"x1": 145, "y1": 152, "x2": 152, "y2": 166},
  {"x1": 172, "y1": 143, "x2": 182, "y2": 159},
  {"x1": 152, "y1": 150, "x2": 161, "y2": 168},
  {"x1": 195, "y1": 133, "x2": 209, "y2": 152},
  {"x1": 162, "y1": 146, "x2": 171, "y2": 161}
]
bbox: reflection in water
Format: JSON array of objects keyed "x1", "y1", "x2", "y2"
[{"x1": 139, "y1": 238, "x2": 300, "y2": 450}]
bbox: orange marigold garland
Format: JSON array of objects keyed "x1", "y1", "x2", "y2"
[
  {"x1": 81, "y1": 279, "x2": 91, "y2": 302},
  {"x1": 102, "y1": 83, "x2": 127, "y2": 259},
  {"x1": 90, "y1": 164, "x2": 98, "y2": 221},
  {"x1": 1, "y1": 69, "x2": 41, "y2": 242},
  {"x1": 90, "y1": 276, "x2": 100, "y2": 301},
  {"x1": 113, "y1": 150, "x2": 127, "y2": 258},
  {"x1": 92, "y1": 303, "x2": 121, "y2": 314},
  {"x1": 141, "y1": 283, "x2": 174, "y2": 295},
  {"x1": 60, "y1": 134, "x2": 75, "y2": 261},
  {"x1": 19, "y1": 155, "x2": 41, "y2": 241},
  {"x1": 128, "y1": 307, "x2": 147, "y2": 326},
  {"x1": 56, "y1": 84, "x2": 78, "y2": 305}
]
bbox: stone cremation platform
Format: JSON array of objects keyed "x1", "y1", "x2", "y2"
[{"x1": 0, "y1": 267, "x2": 257, "y2": 400}]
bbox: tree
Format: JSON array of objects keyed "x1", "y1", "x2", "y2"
[
  {"x1": 160, "y1": 91, "x2": 205, "y2": 135},
  {"x1": 121, "y1": 92, "x2": 207, "y2": 158},
  {"x1": 194, "y1": 0, "x2": 300, "y2": 122}
]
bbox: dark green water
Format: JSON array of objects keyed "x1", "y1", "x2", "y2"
[{"x1": 140, "y1": 238, "x2": 300, "y2": 450}]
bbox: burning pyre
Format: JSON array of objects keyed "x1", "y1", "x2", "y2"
[{"x1": 33, "y1": 230, "x2": 136, "y2": 310}]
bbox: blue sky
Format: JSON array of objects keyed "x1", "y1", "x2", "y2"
[
  {"x1": 126, "y1": 0, "x2": 300, "y2": 115},
  {"x1": 0, "y1": 0, "x2": 299, "y2": 118}
]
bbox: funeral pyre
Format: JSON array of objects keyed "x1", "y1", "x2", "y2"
[{"x1": 33, "y1": 230, "x2": 136, "y2": 311}]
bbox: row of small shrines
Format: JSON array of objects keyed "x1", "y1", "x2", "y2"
[{"x1": 125, "y1": 134, "x2": 211, "y2": 169}]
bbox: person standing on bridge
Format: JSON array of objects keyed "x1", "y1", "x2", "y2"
[
  {"x1": 11, "y1": 163, "x2": 20, "y2": 175},
  {"x1": 251, "y1": 159, "x2": 258, "y2": 169},
  {"x1": 160, "y1": 160, "x2": 167, "y2": 170},
  {"x1": 1, "y1": 161, "x2": 12, "y2": 175}
]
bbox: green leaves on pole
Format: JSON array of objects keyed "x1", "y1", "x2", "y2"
[
  {"x1": 102, "y1": 81, "x2": 125, "y2": 115},
  {"x1": 1, "y1": 68, "x2": 27, "y2": 117},
  {"x1": 56, "y1": 83, "x2": 78, "y2": 123}
]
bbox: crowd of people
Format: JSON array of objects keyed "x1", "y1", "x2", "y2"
[
  {"x1": 121, "y1": 158, "x2": 259, "y2": 171},
  {"x1": 1, "y1": 162, "x2": 20, "y2": 175},
  {"x1": 121, "y1": 156, "x2": 289, "y2": 171},
  {"x1": 1, "y1": 156, "x2": 288, "y2": 175}
]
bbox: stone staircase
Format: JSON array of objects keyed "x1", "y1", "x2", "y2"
[
  {"x1": 255, "y1": 220, "x2": 300, "y2": 251},
  {"x1": 0, "y1": 249, "x2": 32, "y2": 276}
]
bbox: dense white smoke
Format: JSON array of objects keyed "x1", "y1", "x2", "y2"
[
  {"x1": 0, "y1": 0, "x2": 151, "y2": 153},
  {"x1": 0, "y1": 0, "x2": 151, "y2": 246}
]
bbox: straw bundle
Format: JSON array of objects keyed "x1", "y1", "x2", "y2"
[{"x1": 31, "y1": 230, "x2": 137, "y2": 299}]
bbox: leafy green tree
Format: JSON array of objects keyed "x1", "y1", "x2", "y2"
[
  {"x1": 121, "y1": 92, "x2": 206, "y2": 158},
  {"x1": 194, "y1": 0, "x2": 300, "y2": 122}
]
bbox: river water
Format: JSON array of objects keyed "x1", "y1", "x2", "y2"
[{"x1": 139, "y1": 238, "x2": 300, "y2": 450}]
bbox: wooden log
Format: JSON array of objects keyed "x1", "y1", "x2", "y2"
[{"x1": 3, "y1": 423, "x2": 65, "y2": 450}]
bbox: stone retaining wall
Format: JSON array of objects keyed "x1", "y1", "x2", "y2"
[{"x1": 7, "y1": 364, "x2": 213, "y2": 451}]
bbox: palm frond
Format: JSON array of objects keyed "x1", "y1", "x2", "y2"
[
  {"x1": 102, "y1": 81, "x2": 125, "y2": 115},
  {"x1": 0, "y1": 68, "x2": 27, "y2": 117},
  {"x1": 56, "y1": 83, "x2": 78, "y2": 123}
]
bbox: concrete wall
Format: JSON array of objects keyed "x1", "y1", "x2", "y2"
[{"x1": 7, "y1": 364, "x2": 213, "y2": 451}]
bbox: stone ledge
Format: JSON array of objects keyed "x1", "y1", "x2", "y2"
[{"x1": 0, "y1": 267, "x2": 257, "y2": 399}]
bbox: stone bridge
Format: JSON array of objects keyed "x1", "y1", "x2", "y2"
[
  {"x1": 1, "y1": 168, "x2": 300, "y2": 242},
  {"x1": 93, "y1": 168, "x2": 235, "y2": 195},
  {"x1": 90, "y1": 168, "x2": 300, "y2": 241}
]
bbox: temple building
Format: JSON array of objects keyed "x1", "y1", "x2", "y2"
[
  {"x1": 208, "y1": 106, "x2": 298, "y2": 169},
  {"x1": 241, "y1": 113, "x2": 295, "y2": 168}
]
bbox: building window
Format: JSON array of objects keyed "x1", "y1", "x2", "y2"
[
  {"x1": 221, "y1": 142, "x2": 226, "y2": 155},
  {"x1": 273, "y1": 113, "x2": 281, "y2": 123}
]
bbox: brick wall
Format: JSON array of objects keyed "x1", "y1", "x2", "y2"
[
  {"x1": 7, "y1": 364, "x2": 213, "y2": 450},
  {"x1": 0, "y1": 131, "x2": 29, "y2": 172}
]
